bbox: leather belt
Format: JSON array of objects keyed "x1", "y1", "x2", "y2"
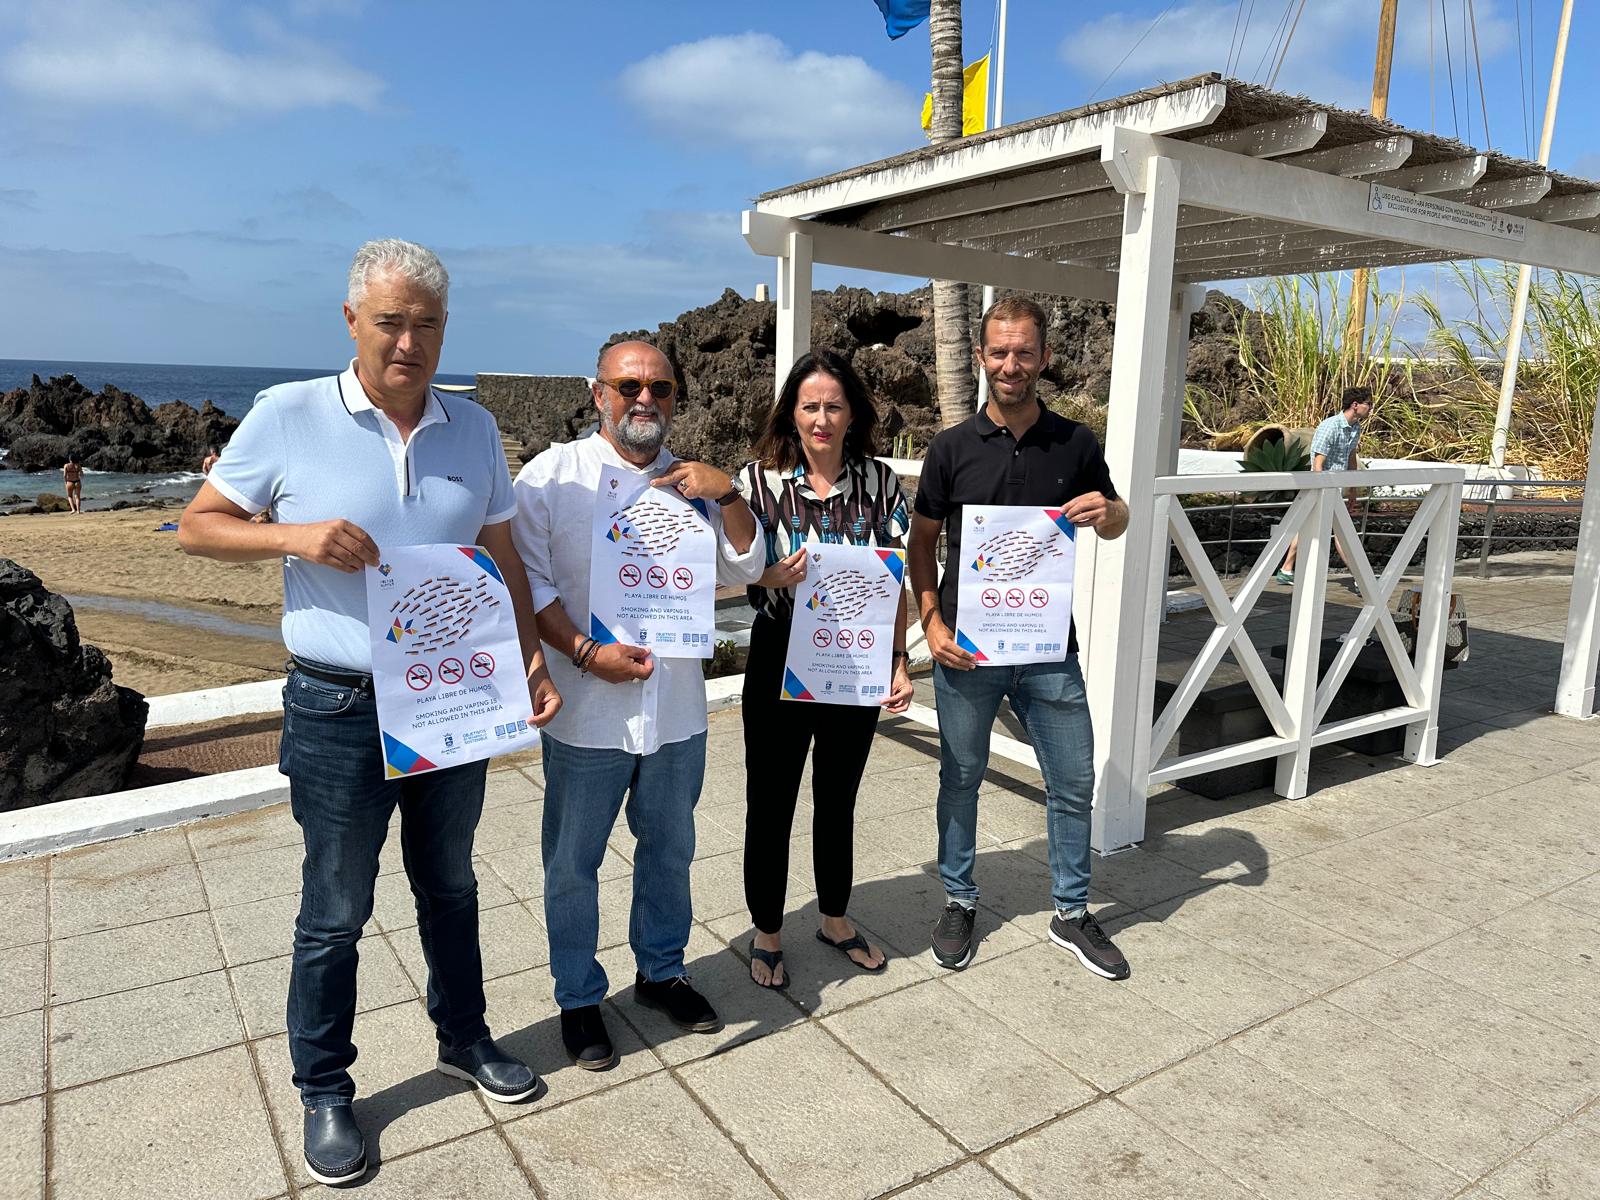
[{"x1": 287, "y1": 658, "x2": 372, "y2": 690}]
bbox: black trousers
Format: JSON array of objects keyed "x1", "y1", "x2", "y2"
[{"x1": 742, "y1": 612, "x2": 881, "y2": 933}]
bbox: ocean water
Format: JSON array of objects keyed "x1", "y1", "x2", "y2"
[{"x1": 0, "y1": 358, "x2": 476, "y2": 508}]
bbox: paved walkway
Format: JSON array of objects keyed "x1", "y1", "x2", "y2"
[{"x1": 3, "y1": 570, "x2": 1598, "y2": 1199}]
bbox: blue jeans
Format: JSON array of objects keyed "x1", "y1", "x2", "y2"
[
  {"x1": 933, "y1": 656, "x2": 1095, "y2": 913},
  {"x1": 540, "y1": 730, "x2": 705, "y2": 1010},
  {"x1": 280, "y1": 663, "x2": 490, "y2": 1107}
]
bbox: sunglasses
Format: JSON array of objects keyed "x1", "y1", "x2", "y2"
[{"x1": 598, "y1": 376, "x2": 677, "y2": 401}]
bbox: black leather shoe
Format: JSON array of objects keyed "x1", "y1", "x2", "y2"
[
  {"x1": 436, "y1": 1036, "x2": 543, "y2": 1103},
  {"x1": 560, "y1": 1005, "x2": 616, "y2": 1071},
  {"x1": 633, "y1": 972, "x2": 720, "y2": 1032},
  {"x1": 303, "y1": 1103, "x2": 366, "y2": 1187}
]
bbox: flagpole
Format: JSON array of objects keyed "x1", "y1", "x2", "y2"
[{"x1": 976, "y1": 0, "x2": 1007, "y2": 408}]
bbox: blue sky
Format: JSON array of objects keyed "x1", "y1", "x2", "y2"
[{"x1": 1, "y1": 0, "x2": 1595, "y2": 375}]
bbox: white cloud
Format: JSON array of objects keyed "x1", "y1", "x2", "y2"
[
  {"x1": 0, "y1": 1, "x2": 382, "y2": 116},
  {"x1": 0, "y1": 188, "x2": 38, "y2": 211},
  {"x1": 618, "y1": 33, "x2": 921, "y2": 172}
]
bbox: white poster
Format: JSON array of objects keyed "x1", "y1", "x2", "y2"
[
  {"x1": 365, "y1": 543, "x2": 532, "y2": 778},
  {"x1": 781, "y1": 543, "x2": 904, "y2": 706},
  {"x1": 954, "y1": 505, "x2": 1076, "y2": 665},
  {"x1": 588, "y1": 470, "x2": 717, "y2": 659}
]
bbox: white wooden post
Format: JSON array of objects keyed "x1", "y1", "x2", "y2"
[
  {"x1": 1274, "y1": 488, "x2": 1334, "y2": 798},
  {"x1": 1087, "y1": 143, "x2": 1181, "y2": 854},
  {"x1": 773, "y1": 230, "x2": 813, "y2": 397},
  {"x1": 1157, "y1": 285, "x2": 1200, "y2": 623},
  {"x1": 1556, "y1": 377, "x2": 1600, "y2": 717},
  {"x1": 1405, "y1": 479, "x2": 1464, "y2": 760}
]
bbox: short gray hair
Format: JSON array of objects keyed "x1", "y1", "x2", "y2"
[{"x1": 346, "y1": 239, "x2": 449, "y2": 310}]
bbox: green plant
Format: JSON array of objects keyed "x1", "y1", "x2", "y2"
[
  {"x1": 890, "y1": 430, "x2": 915, "y2": 459},
  {"x1": 702, "y1": 638, "x2": 742, "y2": 679},
  {"x1": 1241, "y1": 435, "x2": 1311, "y2": 474}
]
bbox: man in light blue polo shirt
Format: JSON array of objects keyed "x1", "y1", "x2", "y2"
[
  {"x1": 1275, "y1": 385, "x2": 1372, "y2": 584},
  {"x1": 179, "y1": 239, "x2": 561, "y2": 1187}
]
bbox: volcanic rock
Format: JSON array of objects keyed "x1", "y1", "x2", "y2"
[
  {"x1": 0, "y1": 559, "x2": 147, "y2": 809},
  {"x1": 0, "y1": 374, "x2": 238, "y2": 473}
]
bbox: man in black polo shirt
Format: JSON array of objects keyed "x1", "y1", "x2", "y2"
[{"x1": 908, "y1": 296, "x2": 1131, "y2": 978}]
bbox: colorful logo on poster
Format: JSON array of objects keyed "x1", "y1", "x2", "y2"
[{"x1": 387, "y1": 618, "x2": 414, "y2": 644}]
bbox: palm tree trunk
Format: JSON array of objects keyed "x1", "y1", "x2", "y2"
[{"x1": 930, "y1": 0, "x2": 976, "y2": 427}]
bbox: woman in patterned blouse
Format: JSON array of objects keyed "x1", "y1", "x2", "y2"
[{"x1": 735, "y1": 351, "x2": 914, "y2": 989}]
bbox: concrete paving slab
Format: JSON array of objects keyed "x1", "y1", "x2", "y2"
[
  {"x1": 1100, "y1": 915, "x2": 1310, "y2": 1038},
  {"x1": 1122, "y1": 1044, "x2": 1460, "y2": 1200},
  {"x1": 822, "y1": 976, "x2": 1096, "y2": 1151},
  {"x1": 1083, "y1": 845, "x2": 1210, "y2": 909},
  {"x1": 1546, "y1": 870, "x2": 1600, "y2": 920},
  {"x1": 502, "y1": 1072, "x2": 776, "y2": 1199},
  {"x1": 679, "y1": 1023, "x2": 961, "y2": 1200},
  {"x1": 689, "y1": 849, "x2": 757, "y2": 923},
  {"x1": 0, "y1": 1011, "x2": 43, "y2": 1105},
  {"x1": 485, "y1": 766, "x2": 541, "y2": 807},
  {"x1": 1369, "y1": 807, "x2": 1600, "y2": 895},
  {"x1": 50, "y1": 859, "x2": 207, "y2": 939},
  {"x1": 693, "y1": 807, "x2": 748, "y2": 860},
  {"x1": 1298, "y1": 837, "x2": 1533, "y2": 925},
  {"x1": 1144, "y1": 882, "x2": 1394, "y2": 994},
  {"x1": 185, "y1": 803, "x2": 301, "y2": 862},
  {"x1": 602, "y1": 925, "x2": 803, "y2": 1064},
  {"x1": 229, "y1": 936, "x2": 416, "y2": 1039},
  {"x1": 1474, "y1": 1108, "x2": 1600, "y2": 1199},
  {"x1": 1237, "y1": 859, "x2": 1467, "y2": 956},
  {"x1": 1232, "y1": 999, "x2": 1556, "y2": 1180},
  {"x1": 0, "y1": 858, "x2": 45, "y2": 895},
  {"x1": 889, "y1": 1163, "x2": 1017, "y2": 1200},
  {"x1": 212, "y1": 891, "x2": 302, "y2": 966},
  {"x1": 987, "y1": 1098, "x2": 1261, "y2": 1200},
  {"x1": 50, "y1": 1046, "x2": 286, "y2": 1200},
  {"x1": 1327, "y1": 962, "x2": 1600, "y2": 1118},
  {"x1": 258, "y1": 1000, "x2": 492, "y2": 1187},
  {"x1": 479, "y1": 968, "x2": 660, "y2": 1111},
  {"x1": 849, "y1": 762, "x2": 939, "y2": 820},
  {"x1": 48, "y1": 910, "x2": 223, "y2": 1004},
  {"x1": 944, "y1": 941, "x2": 1212, "y2": 1091},
  {"x1": 0, "y1": 885, "x2": 45, "y2": 951},
  {"x1": 843, "y1": 861, "x2": 1038, "y2": 967},
  {"x1": 854, "y1": 805, "x2": 942, "y2": 869},
  {"x1": 0, "y1": 944, "x2": 44, "y2": 1017},
  {"x1": 49, "y1": 969, "x2": 243, "y2": 1088},
  {"x1": 196, "y1": 843, "x2": 304, "y2": 910},
  {"x1": 470, "y1": 801, "x2": 541, "y2": 855},
  {"x1": 1409, "y1": 929, "x2": 1600, "y2": 1041},
  {"x1": 0, "y1": 1097, "x2": 45, "y2": 1200},
  {"x1": 1477, "y1": 899, "x2": 1600, "y2": 972},
  {"x1": 388, "y1": 897, "x2": 547, "y2": 993},
  {"x1": 51, "y1": 828, "x2": 192, "y2": 881},
  {"x1": 300, "y1": 1128, "x2": 537, "y2": 1198}
]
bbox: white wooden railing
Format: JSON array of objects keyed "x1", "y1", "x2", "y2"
[{"x1": 1145, "y1": 467, "x2": 1464, "y2": 800}]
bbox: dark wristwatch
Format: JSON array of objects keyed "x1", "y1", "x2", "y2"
[{"x1": 715, "y1": 487, "x2": 742, "y2": 507}]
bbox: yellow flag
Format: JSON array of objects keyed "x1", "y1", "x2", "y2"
[{"x1": 921, "y1": 54, "x2": 989, "y2": 138}]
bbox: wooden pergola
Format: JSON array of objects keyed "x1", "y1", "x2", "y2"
[{"x1": 741, "y1": 74, "x2": 1600, "y2": 853}]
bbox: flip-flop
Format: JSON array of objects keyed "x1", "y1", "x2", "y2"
[
  {"x1": 815, "y1": 928, "x2": 889, "y2": 974},
  {"x1": 749, "y1": 939, "x2": 788, "y2": 990}
]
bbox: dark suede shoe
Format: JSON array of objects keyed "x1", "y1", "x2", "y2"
[
  {"x1": 436, "y1": 1036, "x2": 543, "y2": 1103},
  {"x1": 303, "y1": 1103, "x2": 366, "y2": 1187},
  {"x1": 560, "y1": 1005, "x2": 616, "y2": 1071},
  {"x1": 633, "y1": 973, "x2": 720, "y2": 1032}
]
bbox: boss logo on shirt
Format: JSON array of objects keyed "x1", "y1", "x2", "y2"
[{"x1": 447, "y1": 475, "x2": 464, "y2": 483}]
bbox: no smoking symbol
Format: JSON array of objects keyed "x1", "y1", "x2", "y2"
[
  {"x1": 837, "y1": 629, "x2": 855, "y2": 650},
  {"x1": 470, "y1": 652, "x2": 495, "y2": 678},
  {"x1": 646, "y1": 565, "x2": 668, "y2": 589},
  {"x1": 1029, "y1": 588, "x2": 1049, "y2": 608},
  {"x1": 812, "y1": 629, "x2": 832, "y2": 649},
  {"x1": 673, "y1": 567, "x2": 694, "y2": 591},
  {"x1": 857, "y1": 629, "x2": 875, "y2": 649},
  {"x1": 619, "y1": 564, "x2": 642, "y2": 588},
  {"x1": 438, "y1": 658, "x2": 464, "y2": 685},
  {"x1": 981, "y1": 588, "x2": 1001, "y2": 609},
  {"x1": 406, "y1": 663, "x2": 432, "y2": 692},
  {"x1": 1005, "y1": 589, "x2": 1025, "y2": 609}
]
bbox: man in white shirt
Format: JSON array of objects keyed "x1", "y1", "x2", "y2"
[
  {"x1": 179, "y1": 240, "x2": 561, "y2": 1187},
  {"x1": 512, "y1": 340, "x2": 762, "y2": 1068}
]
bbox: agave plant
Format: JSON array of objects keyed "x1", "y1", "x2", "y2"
[{"x1": 1241, "y1": 435, "x2": 1311, "y2": 474}]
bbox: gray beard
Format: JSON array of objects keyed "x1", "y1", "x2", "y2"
[{"x1": 604, "y1": 408, "x2": 669, "y2": 458}]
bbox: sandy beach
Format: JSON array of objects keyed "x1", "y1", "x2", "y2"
[{"x1": 1, "y1": 508, "x2": 286, "y2": 696}]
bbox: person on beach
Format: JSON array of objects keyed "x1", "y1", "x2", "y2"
[
  {"x1": 201, "y1": 446, "x2": 220, "y2": 475},
  {"x1": 177, "y1": 239, "x2": 561, "y2": 1187},
  {"x1": 510, "y1": 339, "x2": 762, "y2": 1069},
  {"x1": 1274, "y1": 386, "x2": 1372, "y2": 585},
  {"x1": 907, "y1": 296, "x2": 1131, "y2": 979},
  {"x1": 62, "y1": 456, "x2": 83, "y2": 513},
  {"x1": 733, "y1": 352, "x2": 914, "y2": 989}
]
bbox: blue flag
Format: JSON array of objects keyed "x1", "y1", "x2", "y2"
[{"x1": 873, "y1": 0, "x2": 931, "y2": 39}]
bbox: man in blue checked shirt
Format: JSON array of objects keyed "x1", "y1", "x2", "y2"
[{"x1": 1275, "y1": 386, "x2": 1373, "y2": 585}]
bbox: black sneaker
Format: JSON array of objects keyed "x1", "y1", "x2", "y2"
[
  {"x1": 436, "y1": 1036, "x2": 542, "y2": 1103},
  {"x1": 560, "y1": 1005, "x2": 616, "y2": 1071},
  {"x1": 1049, "y1": 910, "x2": 1131, "y2": 980},
  {"x1": 633, "y1": 973, "x2": 720, "y2": 1031},
  {"x1": 930, "y1": 901, "x2": 976, "y2": 970},
  {"x1": 303, "y1": 1103, "x2": 367, "y2": 1187}
]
